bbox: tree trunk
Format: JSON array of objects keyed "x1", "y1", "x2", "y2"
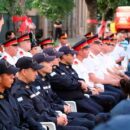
[{"x1": 85, "y1": 0, "x2": 97, "y2": 33}]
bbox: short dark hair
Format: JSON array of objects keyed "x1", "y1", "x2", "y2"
[
  {"x1": 5, "y1": 31, "x2": 15, "y2": 40},
  {"x1": 120, "y1": 79, "x2": 130, "y2": 95}
]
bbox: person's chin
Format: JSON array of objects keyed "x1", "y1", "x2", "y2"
[{"x1": 6, "y1": 85, "x2": 12, "y2": 89}]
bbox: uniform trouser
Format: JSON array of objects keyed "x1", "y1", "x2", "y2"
[
  {"x1": 101, "y1": 91, "x2": 120, "y2": 103},
  {"x1": 90, "y1": 94, "x2": 116, "y2": 112},
  {"x1": 75, "y1": 97, "x2": 103, "y2": 115},
  {"x1": 68, "y1": 110, "x2": 111, "y2": 126},
  {"x1": 68, "y1": 117, "x2": 94, "y2": 129},
  {"x1": 104, "y1": 84, "x2": 126, "y2": 101},
  {"x1": 57, "y1": 125, "x2": 87, "y2": 130},
  {"x1": 68, "y1": 112, "x2": 96, "y2": 121},
  {"x1": 68, "y1": 112, "x2": 96, "y2": 129}
]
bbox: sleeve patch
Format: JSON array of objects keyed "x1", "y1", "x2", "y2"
[
  {"x1": 17, "y1": 97, "x2": 23, "y2": 102},
  {"x1": 50, "y1": 72, "x2": 56, "y2": 77}
]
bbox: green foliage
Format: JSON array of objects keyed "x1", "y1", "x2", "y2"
[
  {"x1": 32, "y1": 0, "x2": 75, "y2": 21},
  {"x1": 97, "y1": 0, "x2": 130, "y2": 20},
  {"x1": 0, "y1": 0, "x2": 23, "y2": 15},
  {"x1": 0, "y1": 0, "x2": 74, "y2": 21}
]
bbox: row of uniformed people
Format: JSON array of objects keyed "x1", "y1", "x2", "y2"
[
  {"x1": 72, "y1": 38, "x2": 126, "y2": 103},
  {"x1": 0, "y1": 44, "x2": 122, "y2": 130},
  {"x1": 1, "y1": 32, "x2": 127, "y2": 97},
  {"x1": 0, "y1": 46, "x2": 127, "y2": 130},
  {"x1": 0, "y1": 60, "x2": 45, "y2": 130},
  {"x1": 1, "y1": 29, "x2": 130, "y2": 129},
  {"x1": 0, "y1": 57, "x2": 90, "y2": 130},
  {"x1": 0, "y1": 32, "x2": 70, "y2": 66},
  {"x1": 12, "y1": 56, "x2": 93, "y2": 130}
]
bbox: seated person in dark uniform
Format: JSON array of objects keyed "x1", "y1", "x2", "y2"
[
  {"x1": 47, "y1": 46, "x2": 104, "y2": 114},
  {"x1": 11, "y1": 56, "x2": 88, "y2": 130},
  {"x1": 33, "y1": 52, "x2": 97, "y2": 129},
  {"x1": 0, "y1": 60, "x2": 44, "y2": 130}
]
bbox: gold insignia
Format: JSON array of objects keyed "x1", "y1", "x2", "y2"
[{"x1": 0, "y1": 95, "x2": 4, "y2": 99}]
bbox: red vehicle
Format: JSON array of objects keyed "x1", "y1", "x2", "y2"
[{"x1": 114, "y1": 6, "x2": 130, "y2": 31}]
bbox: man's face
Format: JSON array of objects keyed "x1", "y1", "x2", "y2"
[
  {"x1": 24, "y1": 68, "x2": 38, "y2": 82},
  {"x1": 0, "y1": 73, "x2": 14, "y2": 89},
  {"x1": 92, "y1": 43, "x2": 102, "y2": 54},
  {"x1": 107, "y1": 44, "x2": 115, "y2": 52},
  {"x1": 7, "y1": 45, "x2": 18, "y2": 56},
  {"x1": 80, "y1": 48, "x2": 90, "y2": 58},
  {"x1": 52, "y1": 58, "x2": 60, "y2": 66},
  {"x1": 40, "y1": 61, "x2": 53, "y2": 74},
  {"x1": 101, "y1": 44, "x2": 108, "y2": 53},
  {"x1": 30, "y1": 46, "x2": 42, "y2": 55},
  {"x1": 19, "y1": 40, "x2": 31, "y2": 52},
  {"x1": 59, "y1": 38, "x2": 68, "y2": 45},
  {"x1": 63, "y1": 54, "x2": 74, "y2": 65}
]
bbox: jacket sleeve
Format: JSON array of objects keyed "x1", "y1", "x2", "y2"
[{"x1": 49, "y1": 72, "x2": 82, "y2": 90}]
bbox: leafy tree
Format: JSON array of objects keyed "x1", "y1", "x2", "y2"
[
  {"x1": 97, "y1": 0, "x2": 130, "y2": 20},
  {"x1": 32, "y1": 0, "x2": 75, "y2": 21},
  {"x1": 0, "y1": 0, "x2": 26, "y2": 16},
  {"x1": 0, "y1": 0, "x2": 74, "y2": 21}
]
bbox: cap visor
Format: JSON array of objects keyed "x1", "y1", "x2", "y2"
[
  {"x1": 7, "y1": 66, "x2": 19, "y2": 74},
  {"x1": 32, "y1": 64, "x2": 43, "y2": 70},
  {"x1": 56, "y1": 52, "x2": 64, "y2": 58},
  {"x1": 70, "y1": 50, "x2": 77, "y2": 55},
  {"x1": 45, "y1": 55, "x2": 56, "y2": 62}
]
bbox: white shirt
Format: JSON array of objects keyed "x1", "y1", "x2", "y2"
[
  {"x1": 72, "y1": 58, "x2": 90, "y2": 83},
  {"x1": 110, "y1": 44, "x2": 126, "y2": 62},
  {"x1": 2, "y1": 52, "x2": 18, "y2": 66},
  {"x1": 72, "y1": 57, "x2": 104, "y2": 90},
  {"x1": 16, "y1": 48, "x2": 32, "y2": 59},
  {"x1": 83, "y1": 52, "x2": 105, "y2": 79},
  {"x1": 126, "y1": 44, "x2": 130, "y2": 60}
]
